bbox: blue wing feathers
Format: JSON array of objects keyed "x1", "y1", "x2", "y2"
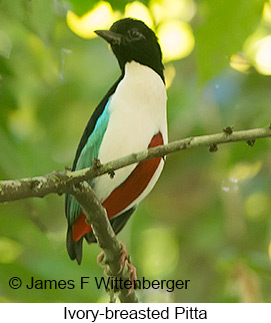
[
  {"x1": 71, "y1": 77, "x2": 122, "y2": 171},
  {"x1": 65, "y1": 75, "x2": 123, "y2": 263},
  {"x1": 76, "y1": 98, "x2": 111, "y2": 171},
  {"x1": 67, "y1": 99, "x2": 111, "y2": 224},
  {"x1": 65, "y1": 76, "x2": 123, "y2": 224}
]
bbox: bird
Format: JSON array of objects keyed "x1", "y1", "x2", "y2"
[{"x1": 65, "y1": 18, "x2": 168, "y2": 265}]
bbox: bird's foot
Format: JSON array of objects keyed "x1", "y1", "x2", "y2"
[
  {"x1": 97, "y1": 251, "x2": 111, "y2": 276},
  {"x1": 119, "y1": 242, "x2": 137, "y2": 294},
  {"x1": 97, "y1": 251, "x2": 105, "y2": 267},
  {"x1": 97, "y1": 242, "x2": 137, "y2": 293},
  {"x1": 118, "y1": 242, "x2": 136, "y2": 276},
  {"x1": 93, "y1": 158, "x2": 101, "y2": 169}
]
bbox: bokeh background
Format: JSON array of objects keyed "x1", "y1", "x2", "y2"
[{"x1": 0, "y1": 0, "x2": 271, "y2": 303}]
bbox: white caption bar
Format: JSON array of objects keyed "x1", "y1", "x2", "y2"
[{"x1": 0, "y1": 303, "x2": 270, "y2": 323}]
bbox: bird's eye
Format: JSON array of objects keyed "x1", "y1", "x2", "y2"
[{"x1": 128, "y1": 29, "x2": 145, "y2": 41}]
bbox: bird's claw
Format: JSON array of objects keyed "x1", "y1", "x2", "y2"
[{"x1": 97, "y1": 251, "x2": 105, "y2": 267}]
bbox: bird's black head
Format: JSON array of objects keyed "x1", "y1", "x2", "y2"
[{"x1": 95, "y1": 18, "x2": 164, "y2": 82}]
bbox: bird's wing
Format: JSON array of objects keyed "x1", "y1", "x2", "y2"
[
  {"x1": 65, "y1": 77, "x2": 122, "y2": 223},
  {"x1": 65, "y1": 98, "x2": 111, "y2": 225},
  {"x1": 65, "y1": 77, "x2": 122, "y2": 263},
  {"x1": 71, "y1": 77, "x2": 123, "y2": 172}
]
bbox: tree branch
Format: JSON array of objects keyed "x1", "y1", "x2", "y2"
[
  {"x1": 1, "y1": 126, "x2": 270, "y2": 203},
  {"x1": 72, "y1": 181, "x2": 138, "y2": 303}
]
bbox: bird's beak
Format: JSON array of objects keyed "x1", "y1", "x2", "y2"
[{"x1": 94, "y1": 30, "x2": 122, "y2": 45}]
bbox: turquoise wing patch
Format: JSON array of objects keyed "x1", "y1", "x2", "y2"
[{"x1": 68, "y1": 98, "x2": 111, "y2": 224}]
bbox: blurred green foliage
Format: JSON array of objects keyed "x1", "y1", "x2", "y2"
[
  {"x1": 66, "y1": 0, "x2": 150, "y2": 14},
  {"x1": 0, "y1": 0, "x2": 271, "y2": 303},
  {"x1": 194, "y1": 0, "x2": 265, "y2": 81}
]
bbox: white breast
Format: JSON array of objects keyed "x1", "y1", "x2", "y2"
[{"x1": 94, "y1": 61, "x2": 167, "y2": 203}]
